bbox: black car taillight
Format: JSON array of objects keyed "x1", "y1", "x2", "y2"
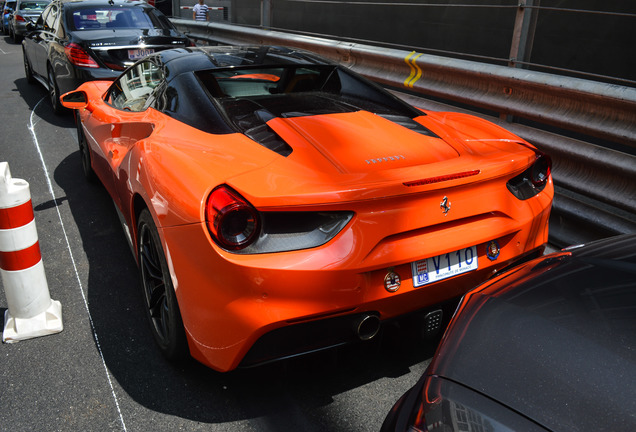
[
  {"x1": 64, "y1": 43, "x2": 99, "y2": 68},
  {"x1": 506, "y1": 153, "x2": 551, "y2": 200},
  {"x1": 206, "y1": 186, "x2": 260, "y2": 251}
]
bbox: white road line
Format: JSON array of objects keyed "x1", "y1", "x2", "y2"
[{"x1": 28, "y1": 97, "x2": 128, "y2": 432}]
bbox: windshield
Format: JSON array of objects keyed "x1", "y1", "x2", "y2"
[
  {"x1": 70, "y1": 7, "x2": 171, "y2": 31},
  {"x1": 19, "y1": 1, "x2": 48, "y2": 10}
]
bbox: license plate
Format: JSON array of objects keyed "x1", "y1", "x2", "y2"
[
  {"x1": 128, "y1": 48, "x2": 154, "y2": 60},
  {"x1": 411, "y1": 246, "x2": 478, "y2": 287}
]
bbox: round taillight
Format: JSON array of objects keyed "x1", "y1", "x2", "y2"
[
  {"x1": 531, "y1": 154, "x2": 551, "y2": 187},
  {"x1": 206, "y1": 186, "x2": 260, "y2": 250}
]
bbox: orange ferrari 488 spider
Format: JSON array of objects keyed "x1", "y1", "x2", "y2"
[{"x1": 60, "y1": 46, "x2": 553, "y2": 372}]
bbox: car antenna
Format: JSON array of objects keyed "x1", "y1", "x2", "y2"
[{"x1": 108, "y1": 0, "x2": 114, "y2": 4}]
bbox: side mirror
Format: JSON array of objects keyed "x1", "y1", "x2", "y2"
[{"x1": 60, "y1": 90, "x2": 88, "y2": 109}]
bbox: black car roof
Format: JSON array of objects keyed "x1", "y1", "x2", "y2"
[
  {"x1": 144, "y1": 44, "x2": 426, "y2": 143},
  {"x1": 57, "y1": 0, "x2": 151, "y2": 10},
  {"x1": 153, "y1": 46, "x2": 335, "y2": 80}
]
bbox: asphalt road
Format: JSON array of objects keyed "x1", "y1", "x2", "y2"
[{"x1": 0, "y1": 36, "x2": 439, "y2": 431}]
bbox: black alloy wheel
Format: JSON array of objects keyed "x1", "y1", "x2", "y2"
[
  {"x1": 47, "y1": 66, "x2": 63, "y2": 114},
  {"x1": 137, "y1": 209, "x2": 188, "y2": 361},
  {"x1": 10, "y1": 24, "x2": 20, "y2": 43},
  {"x1": 76, "y1": 113, "x2": 96, "y2": 182},
  {"x1": 23, "y1": 50, "x2": 34, "y2": 84}
]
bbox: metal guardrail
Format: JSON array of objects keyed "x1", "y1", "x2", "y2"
[{"x1": 171, "y1": 19, "x2": 636, "y2": 247}]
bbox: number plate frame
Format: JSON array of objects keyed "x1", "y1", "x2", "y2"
[
  {"x1": 411, "y1": 246, "x2": 478, "y2": 287},
  {"x1": 128, "y1": 48, "x2": 155, "y2": 60}
]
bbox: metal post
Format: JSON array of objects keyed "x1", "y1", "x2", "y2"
[
  {"x1": 261, "y1": 0, "x2": 271, "y2": 28},
  {"x1": 509, "y1": 0, "x2": 540, "y2": 68},
  {"x1": 172, "y1": 0, "x2": 180, "y2": 18}
]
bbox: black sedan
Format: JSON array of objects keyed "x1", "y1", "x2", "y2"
[
  {"x1": 382, "y1": 234, "x2": 636, "y2": 432},
  {"x1": 9, "y1": 0, "x2": 50, "y2": 42},
  {"x1": 22, "y1": 0, "x2": 191, "y2": 113}
]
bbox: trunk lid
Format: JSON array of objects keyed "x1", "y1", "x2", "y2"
[
  {"x1": 75, "y1": 29, "x2": 188, "y2": 70},
  {"x1": 226, "y1": 111, "x2": 537, "y2": 206},
  {"x1": 268, "y1": 111, "x2": 459, "y2": 174}
]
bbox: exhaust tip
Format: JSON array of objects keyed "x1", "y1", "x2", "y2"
[{"x1": 356, "y1": 314, "x2": 381, "y2": 341}]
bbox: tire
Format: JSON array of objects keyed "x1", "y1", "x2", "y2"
[
  {"x1": 137, "y1": 209, "x2": 188, "y2": 361},
  {"x1": 23, "y1": 50, "x2": 34, "y2": 84},
  {"x1": 47, "y1": 65, "x2": 63, "y2": 114},
  {"x1": 76, "y1": 112, "x2": 96, "y2": 182},
  {"x1": 10, "y1": 26, "x2": 20, "y2": 43}
]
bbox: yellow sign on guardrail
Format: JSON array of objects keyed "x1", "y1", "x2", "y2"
[{"x1": 404, "y1": 51, "x2": 423, "y2": 88}]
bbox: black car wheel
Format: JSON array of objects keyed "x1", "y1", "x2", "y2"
[
  {"x1": 23, "y1": 50, "x2": 34, "y2": 84},
  {"x1": 137, "y1": 209, "x2": 188, "y2": 361},
  {"x1": 47, "y1": 65, "x2": 63, "y2": 114},
  {"x1": 76, "y1": 113, "x2": 96, "y2": 182},
  {"x1": 10, "y1": 25, "x2": 19, "y2": 43}
]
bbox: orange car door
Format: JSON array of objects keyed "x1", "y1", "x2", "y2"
[{"x1": 87, "y1": 61, "x2": 161, "y2": 208}]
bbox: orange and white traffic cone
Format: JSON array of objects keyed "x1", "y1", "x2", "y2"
[{"x1": 1, "y1": 162, "x2": 63, "y2": 342}]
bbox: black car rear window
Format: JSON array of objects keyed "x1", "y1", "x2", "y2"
[
  {"x1": 18, "y1": 0, "x2": 48, "y2": 11},
  {"x1": 69, "y1": 7, "x2": 171, "y2": 31}
]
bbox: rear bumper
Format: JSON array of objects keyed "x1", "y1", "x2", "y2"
[
  {"x1": 238, "y1": 244, "x2": 543, "y2": 368},
  {"x1": 154, "y1": 169, "x2": 553, "y2": 372},
  {"x1": 162, "y1": 209, "x2": 549, "y2": 372},
  {"x1": 240, "y1": 305, "x2": 450, "y2": 368},
  {"x1": 12, "y1": 20, "x2": 27, "y2": 35}
]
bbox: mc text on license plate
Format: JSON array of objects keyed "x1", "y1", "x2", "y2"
[
  {"x1": 411, "y1": 246, "x2": 478, "y2": 287},
  {"x1": 128, "y1": 48, "x2": 154, "y2": 60}
]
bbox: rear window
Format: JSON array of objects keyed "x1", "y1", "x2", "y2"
[
  {"x1": 19, "y1": 0, "x2": 47, "y2": 10},
  {"x1": 197, "y1": 65, "x2": 423, "y2": 118},
  {"x1": 69, "y1": 7, "x2": 171, "y2": 31}
]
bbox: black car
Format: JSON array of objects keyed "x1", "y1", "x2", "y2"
[
  {"x1": 382, "y1": 234, "x2": 636, "y2": 432},
  {"x1": 9, "y1": 0, "x2": 50, "y2": 42},
  {"x1": 22, "y1": 0, "x2": 191, "y2": 113}
]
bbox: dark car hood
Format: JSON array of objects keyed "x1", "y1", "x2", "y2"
[{"x1": 431, "y1": 235, "x2": 636, "y2": 432}]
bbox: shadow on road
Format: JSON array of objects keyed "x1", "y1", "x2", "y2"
[
  {"x1": 51, "y1": 149, "x2": 443, "y2": 429},
  {"x1": 13, "y1": 75, "x2": 75, "y2": 129}
]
